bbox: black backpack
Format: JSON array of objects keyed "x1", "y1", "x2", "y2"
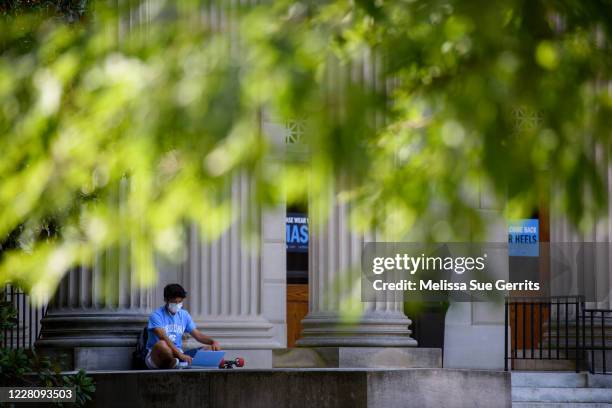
[{"x1": 132, "y1": 327, "x2": 148, "y2": 369}]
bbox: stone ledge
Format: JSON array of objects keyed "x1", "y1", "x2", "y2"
[
  {"x1": 72, "y1": 368, "x2": 510, "y2": 408},
  {"x1": 272, "y1": 347, "x2": 442, "y2": 369}
]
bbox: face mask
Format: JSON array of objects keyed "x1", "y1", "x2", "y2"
[{"x1": 167, "y1": 302, "x2": 183, "y2": 314}]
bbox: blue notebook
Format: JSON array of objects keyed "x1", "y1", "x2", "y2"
[{"x1": 185, "y1": 349, "x2": 225, "y2": 368}]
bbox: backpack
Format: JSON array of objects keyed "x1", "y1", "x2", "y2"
[{"x1": 132, "y1": 326, "x2": 149, "y2": 369}]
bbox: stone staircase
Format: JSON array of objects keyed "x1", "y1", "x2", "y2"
[{"x1": 512, "y1": 372, "x2": 612, "y2": 407}]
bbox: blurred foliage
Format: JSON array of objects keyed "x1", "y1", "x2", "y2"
[
  {"x1": 0, "y1": 0, "x2": 611, "y2": 301},
  {"x1": 0, "y1": 301, "x2": 17, "y2": 330},
  {"x1": 0, "y1": 350, "x2": 95, "y2": 407},
  {"x1": 0, "y1": 300, "x2": 95, "y2": 406},
  {"x1": 0, "y1": 0, "x2": 88, "y2": 22}
]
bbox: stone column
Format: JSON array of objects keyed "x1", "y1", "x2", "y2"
[
  {"x1": 550, "y1": 144, "x2": 612, "y2": 309},
  {"x1": 36, "y1": 180, "x2": 153, "y2": 370},
  {"x1": 548, "y1": 145, "x2": 612, "y2": 372},
  {"x1": 296, "y1": 197, "x2": 416, "y2": 347},
  {"x1": 182, "y1": 173, "x2": 286, "y2": 368},
  {"x1": 272, "y1": 194, "x2": 438, "y2": 369}
]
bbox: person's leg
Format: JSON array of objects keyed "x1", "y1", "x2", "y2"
[{"x1": 149, "y1": 340, "x2": 178, "y2": 369}]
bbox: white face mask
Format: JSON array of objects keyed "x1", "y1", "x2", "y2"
[{"x1": 167, "y1": 302, "x2": 183, "y2": 314}]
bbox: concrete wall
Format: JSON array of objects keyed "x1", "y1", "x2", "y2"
[{"x1": 83, "y1": 368, "x2": 510, "y2": 408}]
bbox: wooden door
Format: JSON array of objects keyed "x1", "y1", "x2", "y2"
[
  {"x1": 286, "y1": 284, "x2": 308, "y2": 347},
  {"x1": 510, "y1": 205, "x2": 550, "y2": 362}
]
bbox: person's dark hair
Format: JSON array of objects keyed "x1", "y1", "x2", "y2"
[{"x1": 163, "y1": 283, "x2": 187, "y2": 300}]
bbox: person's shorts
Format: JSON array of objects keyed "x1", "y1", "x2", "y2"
[
  {"x1": 145, "y1": 349, "x2": 158, "y2": 369},
  {"x1": 145, "y1": 348, "x2": 182, "y2": 369}
]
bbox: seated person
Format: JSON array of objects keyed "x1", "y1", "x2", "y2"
[{"x1": 145, "y1": 283, "x2": 221, "y2": 369}]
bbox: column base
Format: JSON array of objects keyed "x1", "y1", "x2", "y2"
[
  {"x1": 296, "y1": 311, "x2": 418, "y2": 347},
  {"x1": 273, "y1": 347, "x2": 441, "y2": 368},
  {"x1": 185, "y1": 318, "x2": 285, "y2": 350},
  {"x1": 35, "y1": 309, "x2": 149, "y2": 370}
]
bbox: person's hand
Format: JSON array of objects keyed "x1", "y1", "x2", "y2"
[
  {"x1": 210, "y1": 340, "x2": 221, "y2": 351},
  {"x1": 178, "y1": 353, "x2": 192, "y2": 365}
]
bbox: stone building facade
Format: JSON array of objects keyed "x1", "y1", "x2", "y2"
[{"x1": 29, "y1": 1, "x2": 612, "y2": 372}]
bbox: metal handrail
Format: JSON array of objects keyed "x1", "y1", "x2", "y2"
[
  {"x1": 504, "y1": 296, "x2": 582, "y2": 373},
  {"x1": 505, "y1": 296, "x2": 612, "y2": 374}
]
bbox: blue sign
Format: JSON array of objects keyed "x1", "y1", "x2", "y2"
[
  {"x1": 286, "y1": 213, "x2": 308, "y2": 252},
  {"x1": 508, "y1": 219, "x2": 539, "y2": 257}
]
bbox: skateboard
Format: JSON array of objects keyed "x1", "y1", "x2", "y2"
[{"x1": 219, "y1": 357, "x2": 245, "y2": 369}]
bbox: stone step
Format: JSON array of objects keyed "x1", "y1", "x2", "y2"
[
  {"x1": 512, "y1": 387, "x2": 612, "y2": 403},
  {"x1": 513, "y1": 403, "x2": 612, "y2": 408},
  {"x1": 512, "y1": 359, "x2": 577, "y2": 371},
  {"x1": 512, "y1": 372, "x2": 587, "y2": 388}
]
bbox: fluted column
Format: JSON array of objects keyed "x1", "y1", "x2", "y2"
[
  {"x1": 36, "y1": 180, "x2": 153, "y2": 369},
  {"x1": 297, "y1": 193, "x2": 417, "y2": 347},
  {"x1": 550, "y1": 143, "x2": 612, "y2": 309},
  {"x1": 548, "y1": 158, "x2": 612, "y2": 373},
  {"x1": 183, "y1": 173, "x2": 286, "y2": 354}
]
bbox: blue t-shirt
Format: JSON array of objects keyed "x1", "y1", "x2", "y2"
[{"x1": 146, "y1": 305, "x2": 196, "y2": 351}]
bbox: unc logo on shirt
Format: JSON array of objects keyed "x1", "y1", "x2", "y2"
[{"x1": 165, "y1": 323, "x2": 184, "y2": 343}]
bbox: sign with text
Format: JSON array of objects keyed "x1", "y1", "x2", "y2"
[
  {"x1": 508, "y1": 219, "x2": 539, "y2": 257},
  {"x1": 286, "y1": 213, "x2": 308, "y2": 252}
]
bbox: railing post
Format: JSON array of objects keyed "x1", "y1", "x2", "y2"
[
  {"x1": 10, "y1": 285, "x2": 14, "y2": 349},
  {"x1": 575, "y1": 298, "x2": 580, "y2": 373},
  {"x1": 557, "y1": 300, "x2": 560, "y2": 359},
  {"x1": 565, "y1": 300, "x2": 569, "y2": 360},
  {"x1": 530, "y1": 301, "x2": 535, "y2": 358},
  {"x1": 2, "y1": 285, "x2": 6, "y2": 347},
  {"x1": 548, "y1": 301, "x2": 552, "y2": 359},
  {"x1": 514, "y1": 301, "x2": 518, "y2": 361},
  {"x1": 21, "y1": 288, "x2": 26, "y2": 349},
  {"x1": 581, "y1": 300, "x2": 586, "y2": 372},
  {"x1": 505, "y1": 297, "x2": 508, "y2": 371},
  {"x1": 601, "y1": 311, "x2": 606, "y2": 374},
  {"x1": 539, "y1": 302, "x2": 543, "y2": 360},
  {"x1": 591, "y1": 311, "x2": 595, "y2": 374},
  {"x1": 523, "y1": 301, "x2": 527, "y2": 360}
]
